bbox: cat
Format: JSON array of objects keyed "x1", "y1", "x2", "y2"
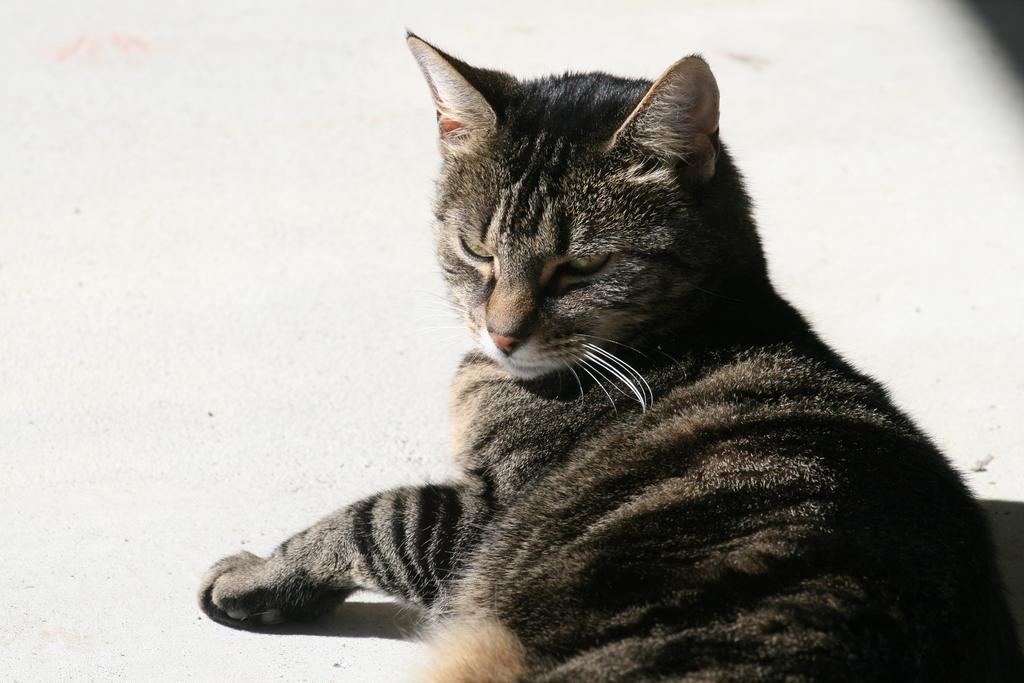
[{"x1": 198, "y1": 34, "x2": 1024, "y2": 681}]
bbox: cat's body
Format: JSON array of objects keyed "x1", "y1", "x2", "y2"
[
  {"x1": 448, "y1": 329, "x2": 1017, "y2": 681},
  {"x1": 199, "y1": 36, "x2": 1023, "y2": 681}
]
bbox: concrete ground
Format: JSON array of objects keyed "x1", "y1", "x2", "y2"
[{"x1": 2, "y1": 0, "x2": 1022, "y2": 679}]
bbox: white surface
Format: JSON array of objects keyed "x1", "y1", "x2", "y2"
[{"x1": 1, "y1": 0, "x2": 1022, "y2": 679}]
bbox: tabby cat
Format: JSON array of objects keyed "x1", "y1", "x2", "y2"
[{"x1": 199, "y1": 34, "x2": 1023, "y2": 681}]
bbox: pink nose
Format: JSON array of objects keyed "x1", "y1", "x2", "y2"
[{"x1": 489, "y1": 332, "x2": 524, "y2": 355}]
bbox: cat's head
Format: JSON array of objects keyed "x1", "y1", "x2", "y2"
[{"x1": 408, "y1": 34, "x2": 756, "y2": 381}]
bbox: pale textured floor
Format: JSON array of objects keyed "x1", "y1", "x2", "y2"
[{"x1": 1, "y1": 0, "x2": 1022, "y2": 679}]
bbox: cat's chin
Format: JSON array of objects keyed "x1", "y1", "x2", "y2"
[
  {"x1": 485, "y1": 350, "x2": 563, "y2": 380},
  {"x1": 498, "y1": 359, "x2": 560, "y2": 381}
]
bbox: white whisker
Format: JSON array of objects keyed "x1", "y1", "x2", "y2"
[
  {"x1": 574, "y1": 357, "x2": 616, "y2": 412},
  {"x1": 560, "y1": 358, "x2": 585, "y2": 401},
  {"x1": 583, "y1": 342, "x2": 653, "y2": 407},
  {"x1": 412, "y1": 315, "x2": 462, "y2": 325},
  {"x1": 578, "y1": 355, "x2": 628, "y2": 400},
  {"x1": 412, "y1": 307, "x2": 463, "y2": 318},
  {"x1": 583, "y1": 350, "x2": 646, "y2": 411},
  {"x1": 576, "y1": 333, "x2": 649, "y2": 358}
]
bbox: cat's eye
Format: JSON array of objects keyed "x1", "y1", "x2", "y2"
[
  {"x1": 563, "y1": 252, "x2": 611, "y2": 275},
  {"x1": 460, "y1": 235, "x2": 492, "y2": 261}
]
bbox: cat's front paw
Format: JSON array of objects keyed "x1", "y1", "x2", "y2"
[{"x1": 198, "y1": 551, "x2": 350, "y2": 628}]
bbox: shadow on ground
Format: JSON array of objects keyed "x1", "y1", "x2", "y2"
[
  {"x1": 254, "y1": 601, "x2": 424, "y2": 640},
  {"x1": 983, "y1": 500, "x2": 1024, "y2": 644}
]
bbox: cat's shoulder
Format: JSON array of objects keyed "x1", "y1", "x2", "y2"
[{"x1": 651, "y1": 342, "x2": 906, "y2": 433}]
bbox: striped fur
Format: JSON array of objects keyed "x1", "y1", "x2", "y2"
[{"x1": 199, "y1": 36, "x2": 1023, "y2": 681}]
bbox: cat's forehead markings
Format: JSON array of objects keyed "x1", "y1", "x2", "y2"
[
  {"x1": 467, "y1": 132, "x2": 576, "y2": 257},
  {"x1": 491, "y1": 135, "x2": 572, "y2": 240},
  {"x1": 495, "y1": 198, "x2": 563, "y2": 263}
]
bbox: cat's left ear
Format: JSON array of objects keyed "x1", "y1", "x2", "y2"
[
  {"x1": 407, "y1": 34, "x2": 499, "y2": 152},
  {"x1": 610, "y1": 56, "x2": 720, "y2": 179}
]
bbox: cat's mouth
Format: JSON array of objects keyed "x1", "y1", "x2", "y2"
[
  {"x1": 477, "y1": 329, "x2": 567, "y2": 380},
  {"x1": 476, "y1": 326, "x2": 655, "y2": 408}
]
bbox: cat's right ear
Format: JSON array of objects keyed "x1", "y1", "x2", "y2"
[{"x1": 406, "y1": 34, "x2": 497, "y2": 153}]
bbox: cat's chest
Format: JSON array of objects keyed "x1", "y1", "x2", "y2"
[{"x1": 447, "y1": 356, "x2": 610, "y2": 483}]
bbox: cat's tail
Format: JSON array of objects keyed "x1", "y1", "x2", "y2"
[{"x1": 419, "y1": 617, "x2": 528, "y2": 683}]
